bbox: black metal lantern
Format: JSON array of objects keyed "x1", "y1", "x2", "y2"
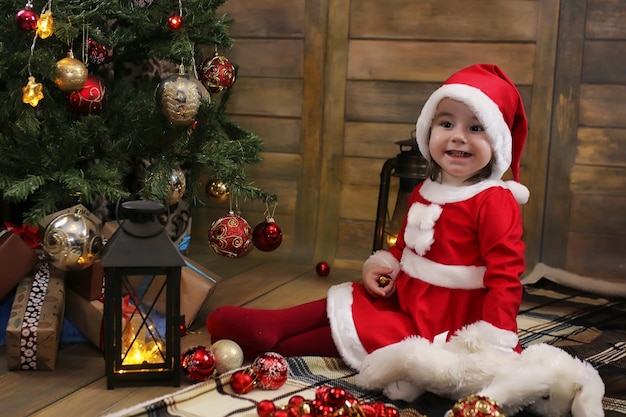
[
  {"x1": 101, "y1": 200, "x2": 186, "y2": 389},
  {"x1": 373, "y1": 137, "x2": 428, "y2": 252}
]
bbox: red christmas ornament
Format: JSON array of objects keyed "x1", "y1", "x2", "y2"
[
  {"x1": 450, "y1": 395, "x2": 505, "y2": 417},
  {"x1": 66, "y1": 75, "x2": 107, "y2": 116},
  {"x1": 256, "y1": 400, "x2": 276, "y2": 417},
  {"x1": 251, "y1": 352, "x2": 289, "y2": 390},
  {"x1": 198, "y1": 52, "x2": 236, "y2": 93},
  {"x1": 316, "y1": 261, "x2": 331, "y2": 277},
  {"x1": 168, "y1": 14, "x2": 183, "y2": 30},
  {"x1": 208, "y1": 212, "x2": 253, "y2": 258},
  {"x1": 180, "y1": 345, "x2": 216, "y2": 383},
  {"x1": 230, "y1": 369, "x2": 256, "y2": 394},
  {"x1": 252, "y1": 218, "x2": 283, "y2": 252},
  {"x1": 87, "y1": 38, "x2": 111, "y2": 66},
  {"x1": 15, "y1": 5, "x2": 38, "y2": 31}
]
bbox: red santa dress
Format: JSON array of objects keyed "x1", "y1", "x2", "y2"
[{"x1": 326, "y1": 178, "x2": 525, "y2": 369}]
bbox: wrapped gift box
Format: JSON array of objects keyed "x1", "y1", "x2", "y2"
[
  {"x1": 65, "y1": 221, "x2": 119, "y2": 301},
  {"x1": 65, "y1": 289, "x2": 106, "y2": 349},
  {"x1": 6, "y1": 263, "x2": 65, "y2": 370},
  {"x1": 131, "y1": 257, "x2": 220, "y2": 328},
  {"x1": 65, "y1": 288, "x2": 165, "y2": 351},
  {"x1": 0, "y1": 229, "x2": 38, "y2": 301}
]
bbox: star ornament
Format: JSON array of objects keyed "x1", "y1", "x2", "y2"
[{"x1": 22, "y1": 76, "x2": 44, "y2": 107}]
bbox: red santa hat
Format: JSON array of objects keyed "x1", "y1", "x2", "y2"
[{"x1": 415, "y1": 64, "x2": 529, "y2": 203}]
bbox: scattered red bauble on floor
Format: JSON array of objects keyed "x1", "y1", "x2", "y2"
[
  {"x1": 180, "y1": 346, "x2": 216, "y2": 383},
  {"x1": 230, "y1": 369, "x2": 257, "y2": 394},
  {"x1": 251, "y1": 352, "x2": 289, "y2": 390},
  {"x1": 316, "y1": 261, "x2": 330, "y2": 277}
]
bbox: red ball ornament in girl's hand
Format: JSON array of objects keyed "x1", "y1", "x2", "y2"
[
  {"x1": 167, "y1": 14, "x2": 183, "y2": 30},
  {"x1": 316, "y1": 261, "x2": 331, "y2": 277},
  {"x1": 251, "y1": 352, "x2": 289, "y2": 390},
  {"x1": 230, "y1": 369, "x2": 257, "y2": 394},
  {"x1": 180, "y1": 346, "x2": 216, "y2": 383},
  {"x1": 15, "y1": 6, "x2": 38, "y2": 31},
  {"x1": 252, "y1": 219, "x2": 283, "y2": 252},
  {"x1": 66, "y1": 75, "x2": 107, "y2": 116}
]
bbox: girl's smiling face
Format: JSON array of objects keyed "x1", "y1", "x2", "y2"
[{"x1": 428, "y1": 98, "x2": 493, "y2": 186}]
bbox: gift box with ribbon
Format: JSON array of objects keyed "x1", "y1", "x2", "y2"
[
  {"x1": 0, "y1": 224, "x2": 39, "y2": 302},
  {"x1": 6, "y1": 260, "x2": 65, "y2": 370},
  {"x1": 137, "y1": 256, "x2": 220, "y2": 328},
  {"x1": 65, "y1": 288, "x2": 166, "y2": 351}
]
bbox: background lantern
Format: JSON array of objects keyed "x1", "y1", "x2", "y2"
[
  {"x1": 373, "y1": 137, "x2": 428, "y2": 252},
  {"x1": 101, "y1": 200, "x2": 186, "y2": 389}
]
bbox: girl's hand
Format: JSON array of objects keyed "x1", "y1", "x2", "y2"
[{"x1": 362, "y1": 264, "x2": 396, "y2": 298}]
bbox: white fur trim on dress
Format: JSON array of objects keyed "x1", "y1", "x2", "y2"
[
  {"x1": 419, "y1": 178, "x2": 528, "y2": 205},
  {"x1": 327, "y1": 282, "x2": 369, "y2": 369},
  {"x1": 401, "y1": 248, "x2": 486, "y2": 289},
  {"x1": 363, "y1": 250, "x2": 400, "y2": 279},
  {"x1": 404, "y1": 202, "x2": 442, "y2": 255},
  {"x1": 415, "y1": 83, "x2": 512, "y2": 181}
]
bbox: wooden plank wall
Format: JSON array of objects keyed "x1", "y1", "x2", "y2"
[
  {"x1": 191, "y1": 0, "x2": 557, "y2": 271},
  {"x1": 543, "y1": 0, "x2": 626, "y2": 280}
]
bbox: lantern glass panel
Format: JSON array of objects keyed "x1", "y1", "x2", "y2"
[{"x1": 120, "y1": 274, "x2": 168, "y2": 367}]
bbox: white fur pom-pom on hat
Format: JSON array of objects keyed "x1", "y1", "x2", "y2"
[{"x1": 415, "y1": 64, "x2": 529, "y2": 202}]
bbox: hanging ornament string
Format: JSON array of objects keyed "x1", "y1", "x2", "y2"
[
  {"x1": 264, "y1": 201, "x2": 277, "y2": 222},
  {"x1": 22, "y1": 0, "x2": 52, "y2": 107}
]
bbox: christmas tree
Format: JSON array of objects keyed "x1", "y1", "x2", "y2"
[{"x1": 0, "y1": 0, "x2": 275, "y2": 225}]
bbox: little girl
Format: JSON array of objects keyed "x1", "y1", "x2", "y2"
[{"x1": 207, "y1": 64, "x2": 529, "y2": 369}]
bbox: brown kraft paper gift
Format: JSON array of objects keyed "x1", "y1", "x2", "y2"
[
  {"x1": 0, "y1": 229, "x2": 38, "y2": 301},
  {"x1": 133, "y1": 256, "x2": 220, "y2": 328},
  {"x1": 6, "y1": 262, "x2": 65, "y2": 370}
]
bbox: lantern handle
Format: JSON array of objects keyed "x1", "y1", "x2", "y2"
[{"x1": 114, "y1": 198, "x2": 170, "y2": 239}]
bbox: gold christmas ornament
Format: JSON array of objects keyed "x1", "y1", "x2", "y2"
[
  {"x1": 205, "y1": 179, "x2": 229, "y2": 203},
  {"x1": 36, "y1": 9, "x2": 54, "y2": 39},
  {"x1": 166, "y1": 168, "x2": 187, "y2": 206},
  {"x1": 22, "y1": 76, "x2": 44, "y2": 107},
  {"x1": 42, "y1": 206, "x2": 103, "y2": 271},
  {"x1": 54, "y1": 51, "x2": 88, "y2": 92},
  {"x1": 155, "y1": 68, "x2": 209, "y2": 126}
]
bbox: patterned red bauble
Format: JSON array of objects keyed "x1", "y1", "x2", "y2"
[
  {"x1": 167, "y1": 14, "x2": 183, "y2": 30},
  {"x1": 15, "y1": 6, "x2": 38, "y2": 31},
  {"x1": 198, "y1": 53, "x2": 236, "y2": 93},
  {"x1": 66, "y1": 75, "x2": 107, "y2": 115},
  {"x1": 251, "y1": 352, "x2": 289, "y2": 390},
  {"x1": 87, "y1": 38, "x2": 111, "y2": 66},
  {"x1": 450, "y1": 395, "x2": 505, "y2": 417},
  {"x1": 208, "y1": 212, "x2": 253, "y2": 258},
  {"x1": 252, "y1": 218, "x2": 283, "y2": 252},
  {"x1": 316, "y1": 261, "x2": 331, "y2": 277},
  {"x1": 230, "y1": 369, "x2": 257, "y2": 394},
  {"x1": 180, "y1": 345, "x2": 216, "y2": 383}
]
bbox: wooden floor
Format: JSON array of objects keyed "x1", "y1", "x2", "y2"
[{"x1": 0, "y1": 246, "x2": 362, "y2": 417}]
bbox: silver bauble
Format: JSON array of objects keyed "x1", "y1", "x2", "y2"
[
  {"x1": 155, "y1": 72, "x2": 209, "y2": 126},
  {"x1": 42, "y1": 207, "x2": 103, "y2": 271},
  {"x1": 210, "y1": 339, "x2": 244, "y2": 374},
  {"x1": 166, "y1": 169, "x2": 187, "y2": 206}
]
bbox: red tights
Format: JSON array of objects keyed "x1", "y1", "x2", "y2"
[{"x1": 206, "y1": 298, "x2": 339, "y2": 359}]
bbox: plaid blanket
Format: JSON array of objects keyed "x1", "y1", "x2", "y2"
[{"x1": 105, "y1": 279, "x2": 626, "y2": 417}]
